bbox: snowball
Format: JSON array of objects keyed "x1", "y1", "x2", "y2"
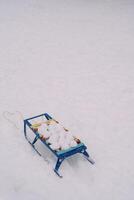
[
  {"x1": 60, "y1": 141, "x2": 70, "y2": 150},
  {"x1": 37, "y1": 123, "x2": 52, "y2": 138},
  {"x1": 47, "y1": 123, "x2": 59, "y2": 134},
  {"x1": 38, "y1": 123, "x2": 47, "y2": 134},
  {"x1": 69, "y1": 140, "x2": 77, "y2": 147},
  {"x1": 50, "y1": 142, "x2": 60, "y2": 150},
  {"x1": 48, "y1": 133, "x2": 59, "y2": 144}
]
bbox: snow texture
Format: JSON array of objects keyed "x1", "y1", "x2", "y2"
[{"x1": 0, "y1": 0, "x2": 134, "y2": 200}]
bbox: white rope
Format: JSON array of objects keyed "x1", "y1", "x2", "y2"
[{"x1": 2, "y1": 110, "x2": 24, "y2": 130}]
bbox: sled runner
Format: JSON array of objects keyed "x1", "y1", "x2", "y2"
[{"x1": 24, "y1": 113, "x2": 94, "y2": 178}]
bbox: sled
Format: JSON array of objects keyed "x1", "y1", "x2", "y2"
[{"x1": 24, "y1": 113, "x2": 94, "y2": 178}]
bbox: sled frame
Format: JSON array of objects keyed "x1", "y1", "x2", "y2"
[{"x1": 24, "y1": 113, "x2": 94, "y2": 178}]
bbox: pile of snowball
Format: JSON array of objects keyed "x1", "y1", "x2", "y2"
[{"x1": 38, "y1": 123, "x2": 78, "y2": 151}]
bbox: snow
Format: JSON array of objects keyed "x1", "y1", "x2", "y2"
[
  {"x1": 0, "y1": 0, "x2": 134, "y2": 199},
  {"x1": 44, "y1": 123, "x2": 77, "y2": 150},
  {"x1": 33, "y1": 120, "x2": 78, "y2": 150}
]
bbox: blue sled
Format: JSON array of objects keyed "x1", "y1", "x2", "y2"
[{"x1": 24, "y1": 113, "x2": 95, "y2": 178}]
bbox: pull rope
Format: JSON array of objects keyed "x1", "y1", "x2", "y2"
[{"x1": 2, "y1": 110, "x2": 24, "y2": 130}]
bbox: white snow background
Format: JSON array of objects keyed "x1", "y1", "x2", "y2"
[{"x1": 0, "y1": 0, "x2": 134, "y2": 199}]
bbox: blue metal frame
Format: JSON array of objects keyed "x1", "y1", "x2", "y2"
[{"x1": 24, "y1": 113, "x2": 94, "y2": 177}]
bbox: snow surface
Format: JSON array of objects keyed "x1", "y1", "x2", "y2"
[{"x1": 0, "y1": 0, "x2": 134, "y2": 199}]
